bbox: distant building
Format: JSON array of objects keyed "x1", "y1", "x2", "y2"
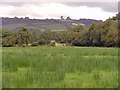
[
  {"x1": 72, "y1": 23, "x2": 85, "y2": 26},
  {"x1": 72, "y1": 23, "x2": 78, "y2": 26}
]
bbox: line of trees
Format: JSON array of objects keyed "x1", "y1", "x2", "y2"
[
  {"x1": 2, "y1": 27, "x2": 54, "y2": 47},
  {"x1": 2, "y1": 15, "x2": 119, "y2": 47},
  {"x1": 55, "y1": 15, "x2": 118, "y2": 47},
  {"x1": 66, "y1": 19, "x2": 118, "y2": 47}
]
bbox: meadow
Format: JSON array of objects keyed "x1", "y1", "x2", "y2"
[
  {"x1": 2, "y1": 46, "x2": 118, "y2": 88},
  {"x1": 2, "y1": 23, "x2": 67, "y2": 32}
]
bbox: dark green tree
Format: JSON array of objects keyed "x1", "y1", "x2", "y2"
[{"x1": 16, "y1": 27, "x2": 32, "y2": 46}]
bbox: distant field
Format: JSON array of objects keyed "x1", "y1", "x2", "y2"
[
  {"x1": 2, "y1": 47, "x2": 118, "y2": 88},
  {"x1": 2, "y1": 23, "x2": 67, "y2": 32}
]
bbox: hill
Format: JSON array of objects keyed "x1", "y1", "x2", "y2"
[{"x1": 1, "y1": 17, "x2": 102, "y2": 33}]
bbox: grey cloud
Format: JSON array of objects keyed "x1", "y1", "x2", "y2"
[
  {"x1": 61, "y1": 2, "x2": 118, "y2": 13},
  {"x1": 0, "y1": 2, "x2": 118, "y2": 13},
  {"x1": 118, "y1": 2, "x2": 120, "y2": 12},
  {"x1": 0, "y1": 2, "x2": 42, "y2": 6},
  {"x1": 0, "y1": 2, "x2": 25, "y2": 6}
]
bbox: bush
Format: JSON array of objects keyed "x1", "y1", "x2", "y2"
[
  {"x1": 38, "y1": 39, "x2": 50, "y2": 46},
  {"x1": 50, "y1": 42, "x2": 55, "y2": 46},
  {"x1": 32, "y1": 42, "x2": 39, "y2": 46}
]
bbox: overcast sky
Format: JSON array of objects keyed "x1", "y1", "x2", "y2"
[{"x1": 0, "y1": 0, "x2": 119, "y2": 21}]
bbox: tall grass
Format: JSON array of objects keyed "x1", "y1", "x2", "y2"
[{"x1": 2, "y1": 47, "x2": 118, "y2": 88}]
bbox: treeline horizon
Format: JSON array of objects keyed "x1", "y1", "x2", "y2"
[{"x1": 2, "y1": 14, "x2": 119, "y2": 47}]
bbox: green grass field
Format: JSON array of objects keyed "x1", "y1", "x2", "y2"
[
  {"x1": 2, "y1": 47, "x2": 118, "y2": 88},
  {"x1": 2, "y1": 23, "x2": 67, "y2": 32}
]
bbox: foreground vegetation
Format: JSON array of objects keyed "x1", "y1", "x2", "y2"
[{"x1": 2, "y1": 47, "x2": 118, "y2": 88}]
